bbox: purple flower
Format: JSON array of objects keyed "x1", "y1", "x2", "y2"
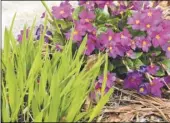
[
  {"x1": 150, "y1": 28, "x2": 167, "y2": 48},
  {"x1": 160, "y1": 20, "x2": 170, "y2": 41},
  {"x1": 138, "y1": 78, "x2": 164, "y2": 97},
  {"x1": 35, "y1": 24, "x2": 53, "y2": 43},
  {"x1": 52, "y1": 1, "x2": 73, "y2": 20},
  {"x1": 82, "y1": 23, "x2": 97, "y2": 35},
  {"x1": 146, "y1": 64, "x2": 159, "y2": 75},
  {"x1": 56, "y1": 44, "x2": 63, "y2": 52},
  {"x1": 98, "y1": 72, "x2": 116, "y2": 88},
  {"x1": 115, "y1": 28, "x2": 132, "y2": 46},
  {"x1": 99, "y1": 29, "x2": 115, "y2": 46},
  {"x1": 108, "y1": 43, "x2": 129, "y2": 58},
  {"x1": 162, "y1": 43, "x2": 170, "y2": 58},
  {"x1": 72, "y1": 29, "x2": 84, "y2": 42},
  {"x1": 17, "y1": 28, "x2": 30, "y2": 42},
  {"x1": 79, "y1": 10, "x2": 95, "y2": 24},
  {"x1": 141, "y1": 8, "x2": 162, "y2": 23},
  {"x1": 65, "y1": 20, "x2": 97, "y2": 43},
  {"x1": 79, "y1": 1, "x2": 95, "y2": 10},
  {"x1": 164, "y1": 76, "x2": 170, "y2": 85},
  {"x1": 95, "y1": 82, "x2": 102, "y2": 90},
  {"x1": 161, "y1": 20, "x2": 170, "y2": 31},
  {"x1": 111, "y1": 1, "x2": 131, "y2": 15},
  {"x1": 65, "y1": 31, "x2": 71, "y2": 40},
  {"x1": 138, "y1": 9, "x2": 162, "y2": 33},
  {"x1": 74, "y1": 21, "x2": 87, "y2": 34},
  {"x1": 139, "y1": 65, "x2": 147, "y2": 73},
  {"x1": 85, "y1": 34, "x2": 97, "y2": 55},
  {"x1": 126, "y1": 50, "x2": 136, "y2": 59},
  {"x1": 135, "y1": 36, "x2": 151, "y2": 52},
  {"x1": 124, "y1": 71, "x2": 143, "y2": 90},
  {"x1": 130, "y1": 39, "x2": 137, "y2": 50},
  {"x1": 130, "y1": 1, "x2": 150, "y2": 11},
  {"x1": 65, "y1": 21, "x2": 87, "y2": 42},
  {"x1": 111, "y1": 5, "x2": 127, "y2": 15},
  {"x1": 127, "y1": 12, "x2": 144, "y2": 30},
  {"x1": 140, "y1": 18, "x2": 155, "y2": 33},
  {"x1": 41, "y1": 12, "x2": 46, "y2": 18},
  {"x1": 95, "y1": 1, "x2": 114, "y2": 9},
  {"x1": 150, "y1": 78, "x2": 164, "y2": 97},
  {"x1": 95, "y1": 72, "x2": 116, "y2": 93},
  {"x1": 138, "y1": 83, "x2": 150, "y2": 95}
]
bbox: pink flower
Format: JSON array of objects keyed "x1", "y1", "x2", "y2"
[
  {"x1": 146, "y1": 64, "x2": 160, "y2": 75},
  {"x1": 135, "y1": 36, "x2": 151, "y2": 52},
  {"x1": 52, "y1": 1, "x2": 73, "y2": 19},
  {"x1": 79, "y1": 10, "x2": 95, "y2": 24}
]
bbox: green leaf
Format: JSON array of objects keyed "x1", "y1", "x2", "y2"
[
  {"x1": 133, "y1": 59, "x2": 144, "y2": 69},
  {"x1": 128, "y1": 28, "x2": 146, "y2": 38},
  {"x1": 55, "y1": 20, "x2": 72, "y2": 31},
  {"x1": 31, "y1": 98, "x2": 40, "y2": 118},
  {"x1": 53, "y1": 32, "x2": 65, "y2": 44},
  {"x1": 4, "y1": 28, "x2": 10, "y2": 65},
  {"x1": 2, "y1": 100, "x2": 11, "y2": 122},
  {"x1": 155, "y1": 68, "x2": 165, "y2": 77},
  {"x1": 135, "y1": 52, "x2": 143, "y2": 59},
  {"x1": 97, "y1": 26, "x2": 107, "y2": 35},
  {"x1": 108, "y1": 60, "x2": 114, "y2": 71},
  {"x1": 116, "y1": 66, "x2": 127, "y2": 74},
  {"x1": 149, "y1": 50, "x2": 161, "y2": 56},
  {"x1": 125, "y1": 58, "x2": 133, "y2": 69},
  {"x1": 161, "y1": 59, "x2": 170, "y2": 73}
]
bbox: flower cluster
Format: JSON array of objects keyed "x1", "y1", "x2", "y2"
[
  {"x1": 16, "y1": 1, "x2": 170, "y2": 99},
  {"x1": 123, "y1": 64, "x2": 168, "y2": 97},
  {"x1": 49, "y1": 1, "x2": 170, "y2": 59},
  {"x1": 98, "y1": 28, "x2": 132, "y2": 58},
  {"x1": 50, "y1": 1, "x2": 170, "y2": 98},
  {"x1": 35, "y1": 24, "x2": 53, "y2": 43},
  {"x1": 78, "y1": 1, "x2": 150, "y2": 14},
  {"x1": 128, "y1": 8, "x2": 170, "y2": 58},
  {"x1": 17, "y1": 24, "x2": 53, "y2": 44},
  {"x1": 65, "y1": 9, "x2": 97, "y2": 55}
]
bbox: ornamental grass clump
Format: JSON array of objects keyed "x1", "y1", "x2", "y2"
[
  {"x1": 2, "y1": 0, "x2": 170, "y2": 122},
  {"x1": 1, "y1": 14, "x2": 113, "y2": 122}
]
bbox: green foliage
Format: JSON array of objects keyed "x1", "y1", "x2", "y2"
[
  {"x1": 161, "y1": 59, "x2": 170, "y2": 73},
  {"x1": 1, "y1": 14, "x2": 112, "y2": 122},
  {"x1": 128, "y1": 28, "x2": 146, "y2": 38}
]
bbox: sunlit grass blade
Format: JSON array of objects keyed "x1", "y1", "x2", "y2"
[
  {"x1": 88, "y1": 88, "x2": 113, "y2": 122},
  {"x1": 4, "y1": 28, "x2": 10, "y2": 65},
  {"x1": 101, "y1": 53, "x2": 108, "y2": 96}
]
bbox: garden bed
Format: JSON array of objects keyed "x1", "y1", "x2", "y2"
[{"x1": 1, "y1": 1, "x2": 170, "y2": 122}]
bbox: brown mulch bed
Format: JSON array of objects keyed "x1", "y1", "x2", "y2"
[{"x1": 97, "y1": 87, "x2": 170, "y2": 122}]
